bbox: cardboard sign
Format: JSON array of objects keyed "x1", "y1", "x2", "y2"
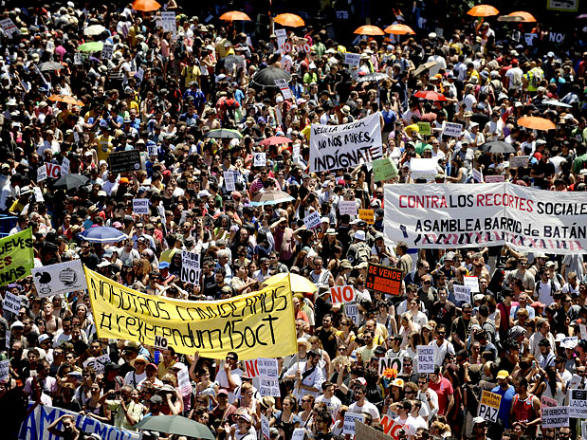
[
  {"x1": 417, "y1": 122, "x2": 431, "y2": 136},
  {"x1": 224, "y1": 170, "x2": 237, "y2": 192},
  {"x1": 32, "y1": 260, "x2": 87, "y2": 297},
  {"x1": 181, "y1": 250, "x2": 201, "y2": 285},
  {"x1": 417, "y1": 345, "x2": 436, "y2": 373},
  {"x1": 253, "y1": 153, "x2": 266, "y2": 167},
  {"x1": 3, "y1": 292, "x2": 21, "y2": 315},
  {"x1": 0, "y1": 360, "x2": 9, "y2": 382},
  {"x1": 478, "y1": 390, "x2": 502, "y2": 422},
  {"x1": 0, "y1": 18, "x2": 19, "y2": 38},
  {"x1": 453, "y1": 285, "x2": 472, "y2": 303},
  {"x1": 133, "y1": 198, "x2": 150, "y2": 215},
  {"x1": 510, "y1": 155, "x2": 529, "y2": 168},
  {"x1": 372, "y1": 157, "x2": 398, "y2": 182},
  {"x1": 339, "y1": 200, "x2": 358, "y2": 216},
  {"x1": 343, "y1": 412, "x2": 365, "y2": 436},
  {"x1": 464, "y1": 276, "x2": 480, "y2": 293},
  {"x1": 541, "y1": 406, "x2": 569, "y2": 428},
  {"x1": 303, "y1": 211, "x2": 321, "y2": 229},
  {"x1": 37, "y1": 165, "x2": 47, "y2": 182},
  {"x1": 45, "y1": 163, "x2": 62, "y2": 179},
  {"x1": 569, "y1": 389, "x2": 587, "y2": 418},
  {"x1": 366, "y1": 264, "x2": 402, "y2": 296},
  {"x1": 484, "y1": 174, "x2": 505, "y2": 183},
  {"x1": 330, "y1": 285, "x2": 355, "y2": 305},
  {"x1": 345, "y1": 53, "x2": 361, "y2": 68},
  {"x1": 101, "y1": 43, "x2": 114, "y2": 60},
  {"x1": 442, "y1": 121, "x2": 463, "y2": 137},
  {"x1": 357, "y1": 419, "x2": 401, "y2": 440},
  {"x1": 108, "y1": 150, "x2": 142, "y2": 174},
  {"x1": 358, "y1": 209, "x2": 375, "y2": 225}
]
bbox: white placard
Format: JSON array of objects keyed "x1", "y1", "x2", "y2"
[
  {"x1": 0, "y1": 18, "x2": 19, "y2": 38},
  {"x1": 161, "y1": 12, "x2": 177, "y2": 35},
  {"x1": 82, "y1": 353, "x2": 111, "y2": 374},
  {"x1": 464, "y1": 276, "x2": 480, "y2": 293},
  {"x1": 224, "y1": 170, "x2": 237, "y2": 192},
  {"x1": 291, "y1": 428, "x2": 306, "y2": 440},
  {"x1": 417, "y1": 345, "x2": 436, "y2": 373},
  {"x1": 581, "y1": 324, "x2": 587, "y2": 340},
  {"x1": 310, "y1": 113, "x2": 383, "y2": 173},
  {"x1": 0, "y1": 360, "x2": 9, "y2": 381},
  {"x1": 484, "y1": 174, "x2": 505, "y2": 183},
  {"x1": 330, "y1": 285, "x2": 356, "y2": 305},
  {"x1": 32, "y1": 260, "x2": 87, "y2": 297},
  {"x1": 569, "y1": 389, "x2": 587, "y2": 418},
  {"x1": 74, "y1": 52, "x2": 82, "y2": 65},
  {"x1": 135, "y1": 67, "x2": 144, "y2": 83},
  {"x1": 257, "y1": 358, "x2": 279, "y2": 379},
  {"x1": 5, "y1": 329, "x2": 10, "y2": 349},
  {"x1": 541, "y1": 406, "x2": 569, "y2": 428},
  {"x1": 177, "y1": 366, "x2": 192, "y2": 397},
  {"x1": 133, "y1": 198, "x2": 150, "y2": 215},
  {"x1": 275, "y1": 29, "x2": 287, "y2": 39},
  {"x1": 345, "y1": 302, "x2": 360, "y2": 326},
  {"x1": 453, "y1": 285, "x2": 472, "y2": 303},
  {"x1": 147, "y1": 145, "x2": 158, "y2": 157},
  {"x1": 472, "y1": 168, "x2": 483, "y2": 183},
  {"x1": 261, "y1": 416, "x2": 270, "y2": 440},
  {"x1": 345, "y1": 53, "x2": 361, "y2": 68},
  {"x1": 181, "y1": 250, "x2": 201, "y2": 285},
  {"x1": 280, "y1": 86, "x2": 293, "y2": 100},
  {"x1": 478, "y1": 390, "x2": 502, "y2": 423},
  {"x1": 61, "y1": 157, "x2": 70, "y2": 175},
  {"x1": 254, "y1": 153, "x2": 267, "y2": 167},
  {"x1": 37, "y1": 165, "x2": 47, "y2": 182},
  {"x1": 101, "y1": 43, "x2": 113, "y2": 60},
  {"x1": 33, "y1": 187, "x2": 44, "y2": 202},
  {"x1": 3, "y1": 292, "x2": 21, "y2": 315},
  {"x1": 274, "y1": 79, "x2": 288, "y2": 89},
  {"x1": 442, "y1": 121, "x2": 463, "y2": 137},
  {"x1": 339, "y1": 200, "x2": 358, "y2": 216},
  {"x1": 343, "y1": 412, "x2": 365, "y2": 436},
  {"x1": 45, "y1": 163, "x2": 62, "y2": 179},
  {"x1": 303, "y1": 211, "x2": 321, "y2": 229},
  {"x1": 410, "y1": 158, "x2": 438, "y2": 179},
  {"x1": 259, "y1": 377, "x2": 280, "y2": 397}
]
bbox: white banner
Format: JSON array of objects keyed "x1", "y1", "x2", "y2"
[
  {"x1": 32, "y1": 260, "x2": 87, "y2": 297},
  {"x1": 310, "y1": 113, "x2": 382, "y2": 172},
  {"x1": 384, "y1": 183, "x2": 587, "y2": 254},
  {"x1": 417, "y1": 345, "x2": 436, "y2": 373},
  {"x1": 541, "y1": 406, "x2": 569, "y2": 428},
  {"x1": 133, "y1": 198, "x2": 150, "y2": 215}
]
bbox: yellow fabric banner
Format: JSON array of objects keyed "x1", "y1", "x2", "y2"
[
  {"x1": 85, "y1": 267, "x2": 298, "y2": 360},
  {"x1": 0, "y1": 228, "x2": 34, "y2": 286}
]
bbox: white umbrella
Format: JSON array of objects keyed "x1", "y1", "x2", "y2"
[
  {"x1": 541, "y1": 99, "x2": 572, "y2": 108},
  {"x1": 84, "y1": 24, "x2": 106, "y2": 37}
]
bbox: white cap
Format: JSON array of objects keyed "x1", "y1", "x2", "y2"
[{"x1": 354, "y1": 230, "x2": 366, "y2": 241}]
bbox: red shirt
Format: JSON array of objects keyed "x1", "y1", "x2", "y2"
[{"x1": 428, "y1": 376, "x2": 453, "y2": 415}]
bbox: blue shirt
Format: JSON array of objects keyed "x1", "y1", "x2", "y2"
[{"x1": 491, "y1": 384, "x2": 515, "y2": 427}]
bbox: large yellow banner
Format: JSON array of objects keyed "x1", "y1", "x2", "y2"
[
  {"x1": 0, "y1": 228, "x2": 34, "y2": 286},
  {"x1": 85, "y1": 267, "x2": 297, "y2": 360}
]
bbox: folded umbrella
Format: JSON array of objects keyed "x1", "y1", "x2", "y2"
[
  {"x1": 79, "y1": 226, "x2": 128, "y2": 244},
  {"x1": 136, "y1": 415, "x2": 214, "y2": 440},
  {"x1": 39, "y1": 61, "x2": 63, "y2": 72}
]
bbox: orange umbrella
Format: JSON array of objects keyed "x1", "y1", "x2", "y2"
[
  {"x1": 219, "y1": 11, "x2": 252, "y2": 21},
  {"x1": 354, "y1": 25, "x2": 385, "y2": 36},
  {"x1": 517, "y1": 116, "x2": 556, "y2": 131},
  {"x1": 273, "y1": 13, "x2": 305, "y2": 28},
  {"x1": 384, "y1": 24, "x2": 416, "y2": 35},
  {"x1": 48, "y1": 95, "x2": 85, "y2": 106},
  {"x1": 467, "y1": 4, "x2": 499, "y2": 17},
  {"x1": 506, "y1": 11, "x2": 536, "y2": 22},
  {"x1": 131, "y1": 0, "x2": 161, "y2": 12}
]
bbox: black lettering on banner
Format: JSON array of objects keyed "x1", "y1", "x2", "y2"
[{"x1": 99, "y1": 313, "x2": 112, "y2": 331}]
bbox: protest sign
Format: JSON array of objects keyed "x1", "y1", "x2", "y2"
[
  {"x1": 330, "y1": 285, "x2": 355, "y2": 305},
  {"x1": 478, "y1": 390, "x2": 502, "y2": 422},
  {"x1": 304, "y1": 211, "x2": 321, "y2": 229},
  {"x1": 359, "y1": 209, "x2": 375, "y2": 224},
  {"x1": 343, "y1": 413, "x2": 365, "y2": 436},
  {"x1": 133, "y1": 198, "x2": 150, "y2": 215},
  {"x1": 372, "y1": 157, "x2": 398, "y2": 182},
  {"x1": 345, "y1": 302, "x2": 360, "y2": 326},
  {"x1": 147, "y1": 144, "x2": 158, "y2": 157},
  {"x1": 384, "y1": 182, "x2": 587, "y2": 254},
  {"x1": 0, "y1": 18, "x2": 19, "y2": 38},
  {"x1": 541, "y1": 395, "x2": 558, "y2": 408},
  {"x1": 45, "y1": 163, "x2": 62, "y2": 179},
  {"x1": 61, "y1": 157, "x2": 70, "y2": 175},
  {"x1": 74, "y1": 52, "x2": 82, "y2": 65},
  {"x1": 259, "y1": 377, "x2": 280, "y2": 397},
  {"x1": 453, "y1": 285, "x2": 472, "y2": 303},
  {"x1": 177, "y1": 365, "x2": 192, "y2": 397},
  {"x1": 357, "y1": 420, "x2": 401, "y2": 440},
  {"x1": 344, "y1": 53, "x2": 361, "y2": 67},
  {"x1": 258, "y1": 358, "x2": 279, "y2": 378},
  {"x1": 108, "y1": 150, "x2": 142, "y2": 174},
  {"x1": 181, "y1": 250, "x2": 201, "y2": 285},
  {"x1": 366, "y1": 264, "x2": 402, "y2": 296},
  {"x1": 417, "y1": 345, "x2": 436, "y2": 373},
  {"x1": 3, "y1": 291, "x2": 21, "y2": 315},
  {"x1": 161, "y1": 11, "x2": 176, "y2": 34},
  {"x1": 85, "y1": 267, "x2": 297, "y2": 359},
  {"x1": 541, "y1": 406, "x2": 569, "y2": 428},
  {"x1": 484, "y1": 174, "x2": 504, "y2": 183},
  {"x1": 82, "y1": 353, "x2": 111, "y2": 374},
  {"x1": 441, "y1": 121, "x2": 463, "y2": 137},
  {"x1": 33, "y1": 187, "x2": 44, "y2": 203},
  {"x1": 472, "y1": 168, "x2": 483, "y2": 183},
  {"x1": 569, "y1": 389, "x2": 587, "y2": 418},
  {"x1": 309, "y1": 113, "x2": 383, "y2": 172},
  {"x1": 224, "y1": 170, "x2": 237, "y2": 192},
  {"x1": 32, "y1": 260, "x2": 87, "y2": 297},
  {"x1": 291, "y1": 428, "x2": 306, "y2": 440},
  {"x1": 464, "y1": 276, "x2": 480, "y2": 293},
  {"x1": 37, "y1": 165, "x2": 47, "y2": 182},
  {"x1": 581, "y1": 324, "x2": 587, "y2": 340},
  {"x1": 0, "y1": 229, "x2": 34, "y2": 286},
  {"x1": 410, "y1": 158, "x2": 438, "y2": 180},
  {"x1": 417, "y1": 122, "x2": 431, "y2": 136},
  {"x1": 254, "y1": 153, "x2": 267, "y2": 167},
  {"x1": 19, "y1": 404, "x2": 140, "y2": 440},
  {"x1": 339, "y1": 200, "x2": 358, "y2": 216},
  {"x1": 511, "y1": 155, "x2": 530, "y2": 168},
  {"x1": 261, "y1": 416, "x2": 270, "y2": 440},
  {"x1": 0, "y1": 360, "x2": 9, "y2": 382},
  {"x1": 101, "y1": 43, "x2": 113, "y2": 60}
]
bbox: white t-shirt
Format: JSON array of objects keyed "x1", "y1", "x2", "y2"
[
  {"x1": 349, "y1": 399, "x2": 380, "y2": 421},
  {"x1": 315, "y1": 394, "x2": 342, "y2": 418},
  {"x1": 124, "y1": 370, "x2": 147, "y2": 388},
  {"x1": 215, "y1": 366, "x2": 243, "y2": 404}
]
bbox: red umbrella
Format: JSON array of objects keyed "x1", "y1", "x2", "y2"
[
  {"x1": 259, "y1": 136, "x2": 292, "y2": 146},
  {"x1": 414, "y1": 90, "x2": 447, "y2": 101}
]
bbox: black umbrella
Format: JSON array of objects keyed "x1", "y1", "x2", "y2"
[
  {"x1": 39, "y1": 61, "x2": 63, "y2": 72},
  {"x1": 250, "y1": 66, "x2": 291, "y2": 90},
  {"x1": 480, "y1": 141, "x2": 516, "y2": 154},
  {"x1": 53, "y1": 173, "x2": 90, "y2": 190}
]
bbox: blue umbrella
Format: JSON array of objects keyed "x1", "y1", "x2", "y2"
[{"x1": 79, "y1": 226, "x2": 128, "y2": 244}]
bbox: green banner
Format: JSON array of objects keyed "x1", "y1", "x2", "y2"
[{"x1": 0, "y1": 228, "x2": 34, "y2": 286}]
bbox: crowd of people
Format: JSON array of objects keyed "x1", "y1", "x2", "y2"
[{"x1": 0, "y1": 1, "x2": 586, "y2": 440}]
